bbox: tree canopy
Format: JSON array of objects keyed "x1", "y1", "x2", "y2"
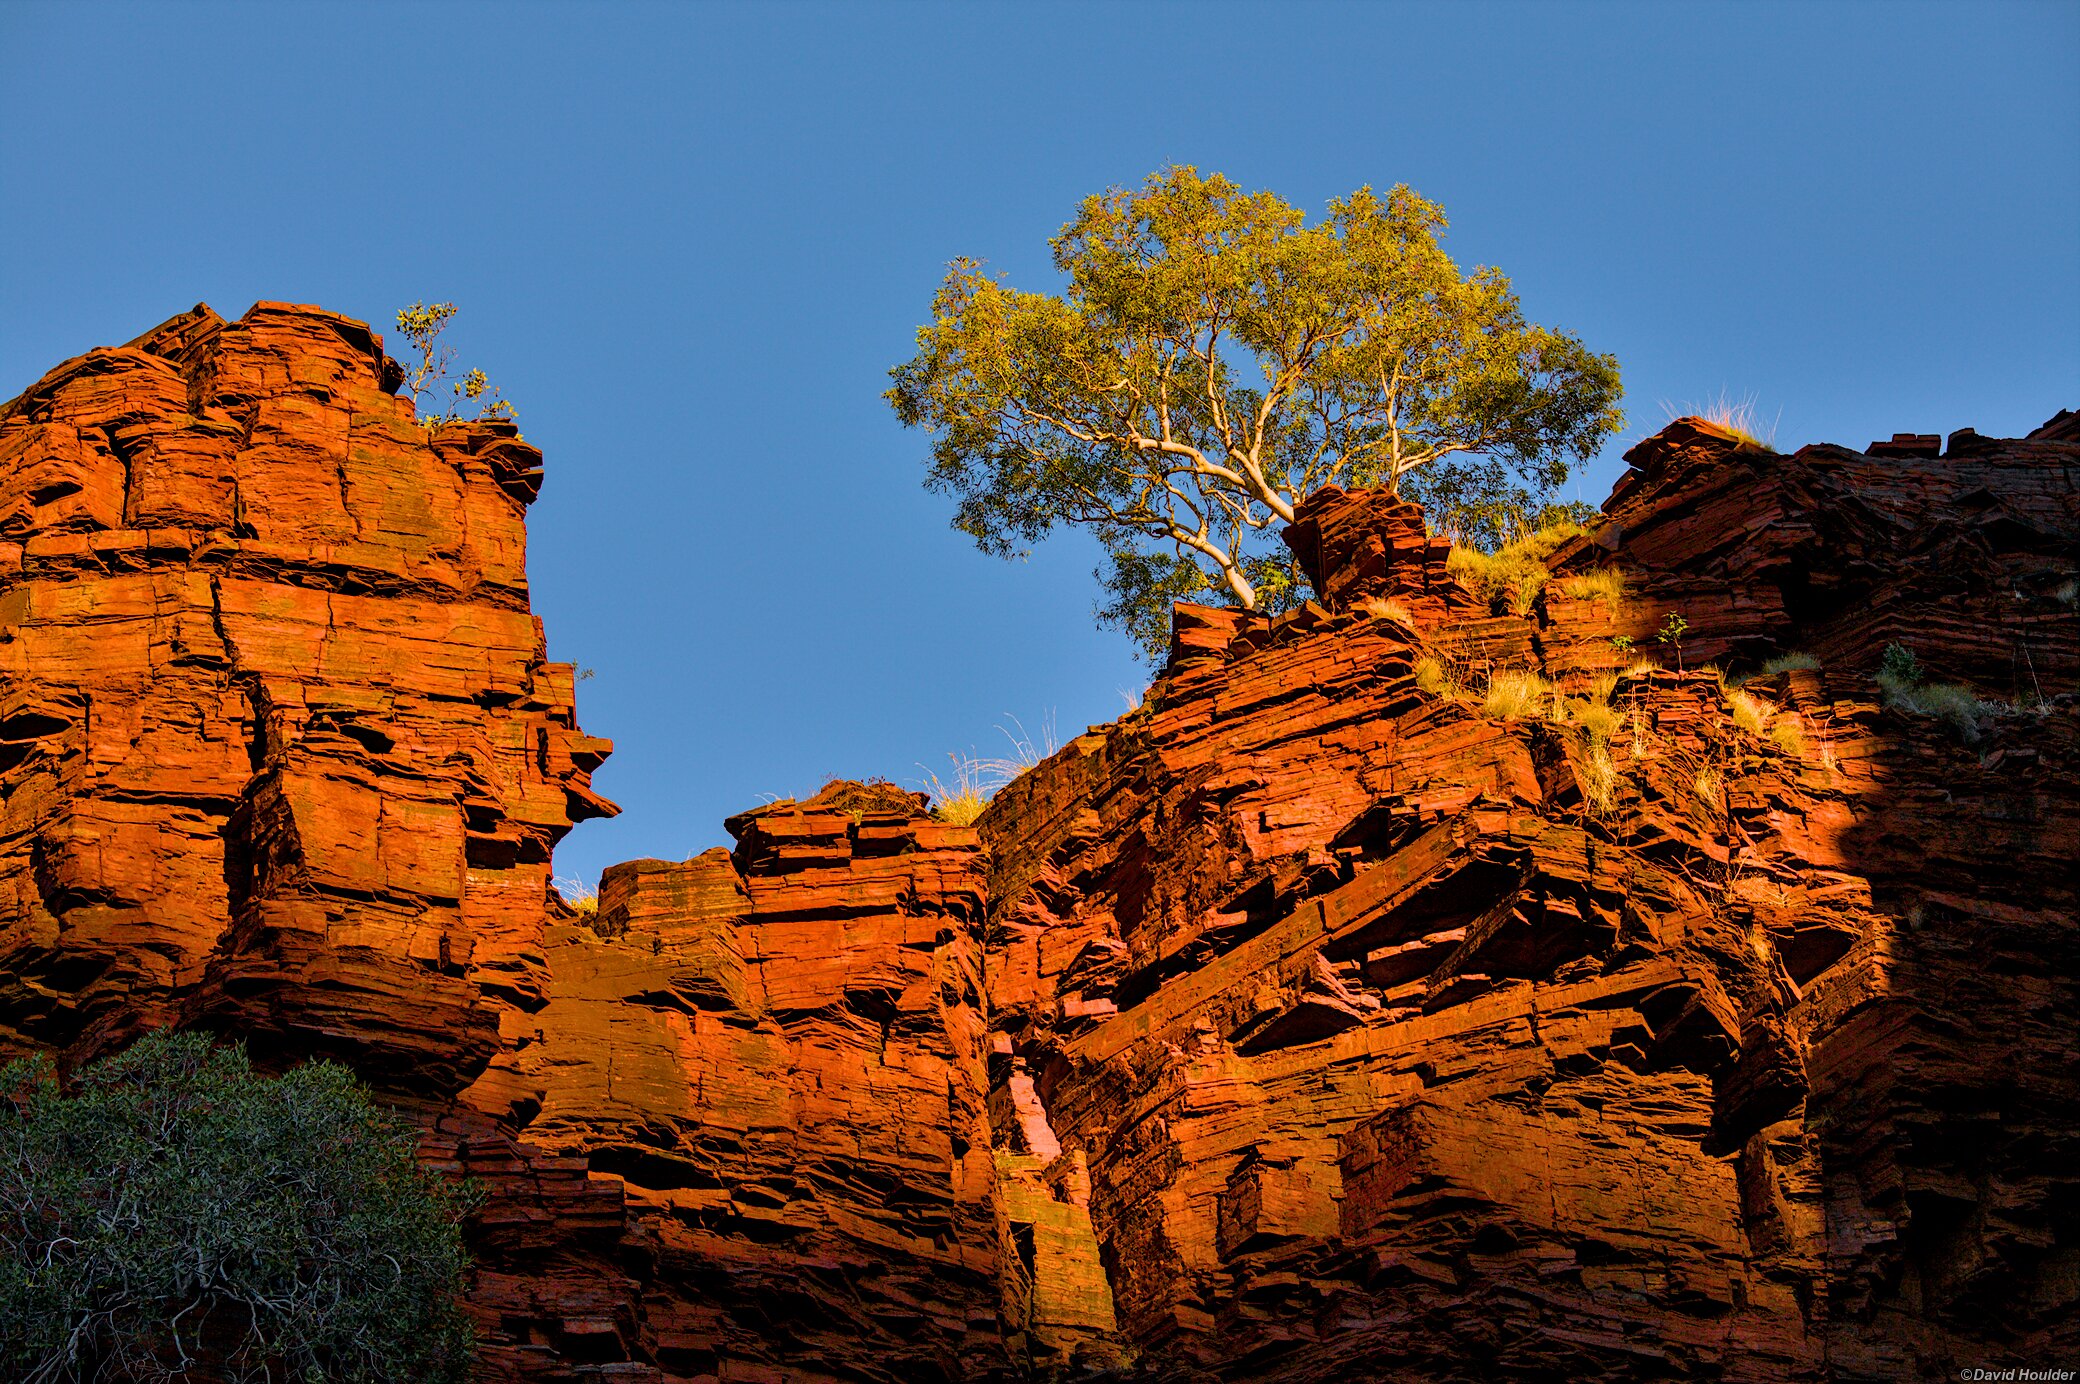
[
  {"x1": 888, "y1": 166, "x2": 1624, "y2": 656},
  {"x1": 0, "y1": 1031, "x2": 478, "y2": 1384}
]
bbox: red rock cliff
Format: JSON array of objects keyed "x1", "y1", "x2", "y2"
[
  {"x1": 0, "y1": 302, "x2": 616, "y2": 1092},
  {"x1": 2, "y1": 309, "x2": 2074, "y2": 1382}
]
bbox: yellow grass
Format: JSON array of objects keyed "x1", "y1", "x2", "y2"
[
  {"x1": 1667, "y1": 390, "x2": 1778, "y2": 451},
  {"x1": 1446, "y1": 519, "x2": 1591, "y2": 616},
  {"x1": 1691, "y1": 766, "x2": 1724, "y2": 816},
  {"x1": 1483, "y1": 670, "x2": 1553, "y2": 721},
  {"x1": 1578, "y1": 741, "x2": 1619, "y2": 813},
  {"x1": 1414, "y1": 655, "x2": 1460, "y2": 698},
  {"x1": 552, "y1": 875, "x2": 599, "y2": 916},
  {"x1": 1353, "y1": 594, "x2": 1416, "y2": 625},
  {"x1": 1770, "y1": 716, "x2": 1807, "y2": 757},
  {"x1": 920, "y1": 713, "x2": 1060, "y2": 825},
  {"x1": 1565, "y1": 699, "x2": 1624, "y2": 745},
  {"x1": 1727, "y1": 690, "x2": 1770, "y2": 737},
  {"x1": 1556, "y1": 567, "x2": 1626, "y2": 615}
]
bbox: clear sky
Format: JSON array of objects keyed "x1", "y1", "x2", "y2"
[{"x1": 4, "y1": 1, "x2": 2075, "y2": 888}]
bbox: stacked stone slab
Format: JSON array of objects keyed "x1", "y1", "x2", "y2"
[{"x1": 2, "y1": 306, "x2": 2074, "y2": 1381}]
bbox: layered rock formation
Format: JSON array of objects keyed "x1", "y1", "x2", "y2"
[
  {"x1": 2, "y1": 308, "x2": 2074, "y2": 1382},
  {"x1": 0, "y1": 302, "x2": 617, "y2": 1101}
]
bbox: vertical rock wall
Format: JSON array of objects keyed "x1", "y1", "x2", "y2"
[
  {"x1": 0, "y1": 302, "x2": 614, "y2": 1096},
  {"x1": 2, "y1": 307, "x2": 2073, "y2": 1382}
]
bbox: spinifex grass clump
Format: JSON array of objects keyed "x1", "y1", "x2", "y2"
[
  {"x1": 1, "y1": 1031, "x2": 478, "y2": 1384},
  {"x1": 1873, "y1": 641, "x2": 1991, "y2": 741},
  {"x1": 1446, "y1": 519, "x2": 1591, "y2": 616},
  {"x1": 1556, "y1": 567, "x2": 1626, "y2": 616},
  {"x1": 1482, "y1": 669, "x2": 1554, "y2": 720},
  {"x1": 1352, "y1": 594, "x2": 1415, "y2": 625},
  {"x1": 922, "y1": 714, "x2": 1059, "y2": 824}
]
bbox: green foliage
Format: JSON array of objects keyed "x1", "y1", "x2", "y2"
[
  {"x1": 1874, "y1": 642, "x2": 1989, "y2": 741},
  {"x1": 1656, "y1": 612, "x2": 1690, "y2": 669},
  {"x1": 1445, "y1": 518, "x2": 1590, "y2": 615},
  {"x1": 1610, "y1": 634, "x2": 1635, "y2": 653},
  {"x1": 395, "y1": 301, "x2": 516, "y2": 429},
  {"x1": 0, "y1": 1031, "x2": 477, "y2": 1384},
  {"x1": 888, "y1": 166, "x2": 1625, "y2": 658},
  {"x1": 1878, "y1": 641, "x2": 1923, "y2": 687}
]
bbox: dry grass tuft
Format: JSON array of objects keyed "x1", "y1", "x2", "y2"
[
  {"x1": 1727, "y1": 690, "x2": 1770, "y2": 737},
  {"x1": 1585, "y1": 671, "x2": 1621, "y2": 706},
  {"x1": 1446, "y1": 519, "x2": 1591, "y2": 616},
  {"x1": 1414, "y1": 655, "x2": 1461, "y2": 698},
  {"x1": 552, "y1": 874, "x2": 599, "y2": 916},
  {"x1": 1578, "y1": 741, "x2": 1620, "y2": 813},
  {"x1": 1483, "y1": 670, "x2": 1553, "y2": 721},
  {"x1": 920, "y1": 713, "x2": 1061, "y2": 824},
  {"x1": 1875, "y1": 644, "x2": 1993, "y2": 741},
  {"x1": 1557, "y1": 567, "x2": 1627, "y2": 615},
  {"x1": 1353, "y1": 594, "x2": 1416, "y2": 626},
  {"x1": 920, "y1": 757, "x2": 992, "y2": 825},
  {"x1": 1566, "y1": 699, "x2": 1625, "y2": 745},
  {"x1": 1691, "y1": 766, "x2": 1724, "y2": 817},
  {"x1": 1667, "y1": 390, "x2": 1778, "y2": 451},
  {"x1": 1759, "y1": 652, "x2": 1821, "y2": 675},
  {"x1": 1770, "y1": 716, "x2": 1808, "y2": 757}
]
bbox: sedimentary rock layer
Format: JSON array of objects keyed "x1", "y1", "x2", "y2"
[
  {"x1": 0, "y1": 302, "x2": 615, "y2": 1094},
  {"x1": 2, "y1": 308, "x2": 2073, "y2": 1381}
]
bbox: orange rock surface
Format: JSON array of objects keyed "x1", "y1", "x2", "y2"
[
  {"x1": 0, "y1": 302, "x2": 616, "y2": 1093},
  {"x1": 2, "y1": 307, "x2": 2074, "y2": 1381}
]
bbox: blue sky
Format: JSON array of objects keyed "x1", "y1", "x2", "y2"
[{"x1": 4, "y1": 1, "x2": 2075, "y2": 887}]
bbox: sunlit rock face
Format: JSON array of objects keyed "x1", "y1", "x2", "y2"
[
  {"x1": 0, "y1": 302, "x2": 615, "y2": 1095},
  {"x1": 3, "y1": 307, "x2": 2074, "y2": 1381}
]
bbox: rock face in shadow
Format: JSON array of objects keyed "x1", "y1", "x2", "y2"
[{"x1": 2, "y1": 310, "x2": 2074, "y2": 1381}]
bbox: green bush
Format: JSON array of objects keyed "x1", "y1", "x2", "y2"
[
  {"x1": 0, "y1": 1031, "x2": 477, "y2": 1384},
  {"x1": 1874, "y1": 640, "x2": 1988, "y2": 741}
]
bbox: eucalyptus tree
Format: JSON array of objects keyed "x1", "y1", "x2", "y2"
[{"x1": 889, "y1": 166, "x2": 1623, "y2": 655}]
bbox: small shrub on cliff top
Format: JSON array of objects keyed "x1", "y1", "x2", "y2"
[
  {"x1": 395, "y1": 301, "x2": 516, "y2": 429},
  {"x1": 1, "y1": 1030, "x2": 477, "y2": 1384},
  {"x1": 1664, "y1": 390, "x2": 1778, "y2": 451},
  {"x1": 553, "y1": 873, "x2": 599, "y2": 916}
]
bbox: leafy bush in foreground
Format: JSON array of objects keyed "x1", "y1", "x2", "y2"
[{"x1": 0, "y1": 1031, "x2": 476, "y2": 1384}]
